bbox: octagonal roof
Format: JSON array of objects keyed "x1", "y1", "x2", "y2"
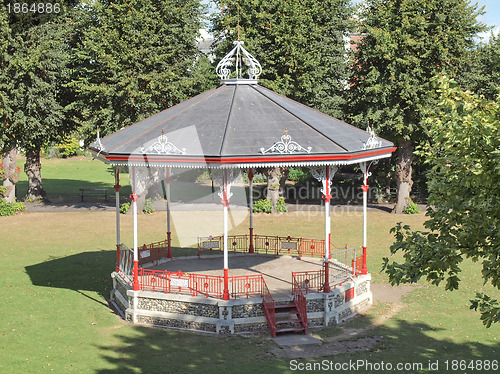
[{"x1": 89, "y1": 81, "x2": 395, "y2": 169}]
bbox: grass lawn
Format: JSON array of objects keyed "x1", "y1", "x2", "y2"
[
  {"x1": 1, "y1": 205, "x2": 498, "y2": 373},
  {"x1": 1, "y1": 156, "x2": 498, "y2": 373}
]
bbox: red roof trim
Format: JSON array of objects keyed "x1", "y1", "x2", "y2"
[{"x1": 104, "y1": 147, "x2": 396, "y2": 164}]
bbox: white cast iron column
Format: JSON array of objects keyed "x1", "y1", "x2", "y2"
[
  {"x1": 248, "y1": 168, "x2": 254, "y2": 253},
  {"x1": 359, "y1": 161, "x2": 376, "y2": 275},
  {"x1": 222, "y1": 170, "x2": 230, "y2": 300},
  {"x1": 114, "y1": 168, "x2": 121, "y2": 273},
  {"x1": 323, "y1": 166, "x2": 332, "y2": 293},
  {"x1": 309, "y1": 166, "x2": 338, "y2": 293},
  {"x1": 131, "y1": 166, "x2": 140, "y2": 291},
  {"x1": 166, "y1": 167, "x2": 172, "y2": 258}
]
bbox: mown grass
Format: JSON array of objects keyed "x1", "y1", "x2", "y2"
[
  {"x1": 1, "y1": 208, "x2": 498, "y2": 373},
  {"x1": 1, "y1": 156, "x2": 498, "y2": 373}
]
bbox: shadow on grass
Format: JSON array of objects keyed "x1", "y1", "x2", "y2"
[
  {"x1": 25, "y1": 250, "x2": 116, "y2": 306},
  {"x1": 93, "y1": 311, "x2": 499, "y2": 374}
]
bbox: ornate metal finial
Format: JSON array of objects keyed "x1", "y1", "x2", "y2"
[
  {"x1": 216, "y1": 40, "x2": 262, "y2": 81},
  {"x1": 362, "y1": 126, "x2": 382, "y2": 150},
  {"x1": 260, "y1": 129, "x2": 312, "y2": 154}
]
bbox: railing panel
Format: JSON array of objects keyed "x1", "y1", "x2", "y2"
[
  {"x1": 292, "y1": 270, "x2": 324, "y2": 294},
  {"x1": 229, "y1": 274, "x2": 263, "y2": 298},
  {"x1": 299, "y1": 239, "x2": 325, "y2": 258},
  {"x1": 329, "y1": 247, "x2": 357, "y2": 285},
  {"x1": 119, "y1": 244, "x2": 134, "y2": 283}
]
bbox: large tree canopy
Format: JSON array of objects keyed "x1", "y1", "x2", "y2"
[
  {"x1": 211, "y1": 0, "x2": 353, "y2": 119},
  {"x1": 0, "y1": 1, "x2": 78, "y2": 200},
  {"x1": 383, "y1": 77, "x2": 500, "y2": 327},
  {"x1": 349, "y1": 0, "x2": 486, "y2": 213},
  {"x1": 70, "y1": 0, "x2": 215, "y2": 144}
]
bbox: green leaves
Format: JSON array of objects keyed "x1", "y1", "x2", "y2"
[
  {"x1": 385, "y1": 77, "x2": 500, "y2": 327},
  {"x1": 212, "y1": 0, "x2": 353, "y2": 119},
  {"x1": 70, "y1": 0, "x2": 213, "y2": 144}
]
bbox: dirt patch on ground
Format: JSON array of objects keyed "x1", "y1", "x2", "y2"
[{"x1": 268, "y1": 283, "x2": 419, "y2": 358}]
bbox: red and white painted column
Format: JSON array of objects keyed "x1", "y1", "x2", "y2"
[
  {"x1": 130, "y1": 166, "x2": 140, "y2": 291},
  {"x1": 166, "y1": 167, "x2": 172, "y2": 258},
  {"x1": 323, "y1": 166, "x2": 333, "y2": 293},
  {"x1": 309, "y1": 165, "x2": 338, "y2": 294},
  {"x1": 359, "y1": 161, "x2": 375, "y2": 275},
  {"x1": 221, "y1": 169, "x2": 230, "y2": 300},
  {"x1": 114, "y1": 168, "x2": 121, "y2": 273},
  {"x1": 248, "y1": 168, "x2": 254, "y2": 254}
]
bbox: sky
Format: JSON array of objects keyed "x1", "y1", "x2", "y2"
[
  {"x1": 476, "y1": 0, "x2": 500, "y2": 40},
  {"x1": 203, "y1": 0, "x2": 499, "y2": 41}
]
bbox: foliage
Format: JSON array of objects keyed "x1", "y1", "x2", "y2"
[
  {"x1": 54, "y1": 138, "x2": 81, "y2": 158},
  {"x1": 383, "y1": 77, "x2": 500, "y2": 327},
  {"x1": 70, "y1": 0, "x2": 214, "y2": 145},
  {"x1": 253, "y1": 197, "x2": 287, "y2": 213},
  {"x1": 142, "y1": 198, "x2": 156, "y2": 214},
  {"x1": 120, "y1": 202, "x2": 130, "y2": 215},
  {"x1": 288, "y1": 167, "x2": 309, "y2": 182},
  {"x1": 402, "y1": 200, "x2": 420, "y2": 215},
  {"x1": 457, "y1": 33, "x2": 500, "y2": 100},
  {"x1": 0, "y1": 200, "x2": 26, "y2": 216},
  {"x1": 348, "y1": 0, "x2": 487, "y2": 213},
  {"x1": 0, "y1": 2, "x2": 80, "y2": 199},
  {"x1": 211, "y1": 0, "x2": 353, "y2": 119}
]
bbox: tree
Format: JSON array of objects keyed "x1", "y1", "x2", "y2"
[
  {"x1": 383, "y1": 76, "x2": 500, "y2": 327},
  {"x1": 457, "y1": 33, "x2": 500, "y2": 101},
  {"x1": 212, "y1": 0, "x2": 353, "y2": 211},
  {"x1": 349, "y1": 0, "x2": 487, "y2": 213},
  {"x1": 212, "y1": 0, "x2": 353, "y2": 118},
  {"x1": 69, "y1": 0, "x2": 214, "y2": 144},
  {"x1": 0, "y1": 1, "x2": 79, "y2": 200}
]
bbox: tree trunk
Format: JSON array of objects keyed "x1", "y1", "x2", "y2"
[
  {"x1": 266, "y1": 167, "x2": 282, "y2": 214},
  {"x1": 25, "y1": 149, "x2": 47, "y2": 201},
  {"x1": 1, "y1": 144, "x2": 18, "y2": 203},
  {"x1": 393, "y1": 139, "x2": 413, "y2": 214},
  {"x1": 279, "y1": 167, "x2": 289, "y2": 198}
]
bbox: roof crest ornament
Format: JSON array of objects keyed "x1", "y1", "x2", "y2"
[
  {"x1": 141, "y1": 130, "x2": 186, "y2": 155},
  {"x1": 362, "y1": 126, "x2": 383, "y2": 150},
  {"x1": 216, "y1": 40, "x2": 262, "y2": 81},
  {"x1": 260, "y1": 128, "x2": 312, "y2": 155}
]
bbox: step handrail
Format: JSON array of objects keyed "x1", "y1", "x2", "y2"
[
  {"x1": 291, "y1": 273, "x2": 308, "y2": 334},
  {"x1": 261, "y1": 280, "x2": 276, "y2": 337}
]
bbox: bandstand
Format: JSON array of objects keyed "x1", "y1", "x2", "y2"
[{"x1": 90, "y1": 41, "x2": 396, "y2": 336}]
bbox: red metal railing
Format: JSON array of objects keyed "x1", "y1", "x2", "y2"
[
  {"x1": 137, "y1": 269, "x2": 266, "y2": 299},
  {"x1": 229, "y1": 275, "x2": 264, "y2": 298},
  {"x1": 291, "y1": 270, "x2": 325, "y2": 294},
  {"x1": 299, "y1": 238, "x2": 325, "y2": 258},
  {"x1": 262, "y1": 281, "x2": 276, "y2": 337},
  {"x1": 291, "y1": 273, "x2": 308, "y2": 335},
  {"x1": 139, "y1": 240, "x2": 169, "y2": 265},
  {"x1": 354, "y1": 255, "x2": 363, "y2": 274},
  {"x1": 198, "y1": 234, "x2": 326, "y2": 258}
]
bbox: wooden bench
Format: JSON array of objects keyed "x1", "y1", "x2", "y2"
[{"x1": 79, "y1": 188, "x2": 109, "y2": 202}]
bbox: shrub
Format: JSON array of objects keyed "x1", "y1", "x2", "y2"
[
  {"x1": 252, "y1": 197, "x2": 288, "y2": 213},
  {"x1": 120, "y1": 202, "x2": 130, "y2": 214},
  {"x1": 288, "y1": 167, "x2": 309, "y2": 181},
  {"x1": 0, "y1": 201, "x2": 26, "y2": 216},
  {"x1": 56, "y1": 138, "x2": 81, "y2": 158},
  {"x1": 403, "y1": 200, "x2": 421, "y2": 214},
  {"x1": 142, "y1": 198, "x2": 156, "y2": 214}
]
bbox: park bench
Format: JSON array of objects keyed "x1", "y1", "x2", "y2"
[{"x1": 79, "y1": 188, "x2": 109, "y2": 202}]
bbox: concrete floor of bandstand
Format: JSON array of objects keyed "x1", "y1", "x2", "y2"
[{"x1": 147, "y1": 253, "x2": 335, "y2": 300}]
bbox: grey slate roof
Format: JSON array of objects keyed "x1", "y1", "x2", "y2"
[{"x1": 89, "y1": 82, "x2": 394, "y2": 168}]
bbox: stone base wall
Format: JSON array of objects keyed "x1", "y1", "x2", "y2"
[{"x1": 110, "y1": 271, "x2": 372, "y2": 334}]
